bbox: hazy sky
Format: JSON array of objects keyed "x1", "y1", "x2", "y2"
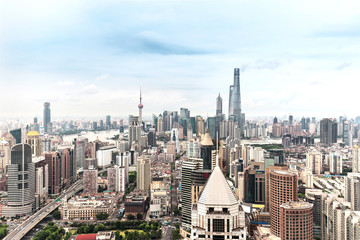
[{"x1": 1, "y1": 0, "x2": 360, "y2": 121}]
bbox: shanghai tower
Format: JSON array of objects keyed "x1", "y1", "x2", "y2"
[{"x1": 228, "y1": 68, "x2": 243, "y2": 134}]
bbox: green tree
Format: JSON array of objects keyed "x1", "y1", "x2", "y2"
[
  {"x1": 126, "y1": 214, "x2": 135, "y2": 220},
  {"x1": 136, "y1": 213, "x2": 143, "y2": 220},
  {"x1": 96, "y1": 212, "x2": 109, "y2": 220},
  {"x1": 53, "y1": 210, "x2": 61, "y2": 220}
]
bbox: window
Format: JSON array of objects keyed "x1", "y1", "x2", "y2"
[
  {"x1": 227, "y1": 219, "x2": 230, "y2": 232},
  {"x1": 199, "y1": 235, "x2": 205, "y2": 239},
  {"x1": 209, "y1": 207, "x2": 214, "y2": 213},
  {"x1": 213, "y1": 219, "x2": 225, "y2": 232},
  {"x1": 208, "y1": 219, "x2": 211, "y2": 231}
]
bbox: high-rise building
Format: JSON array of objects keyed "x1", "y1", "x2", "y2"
[
  {"x1": 186, "y1": 140, "x2": 200, "y2": 158},
  {"x1": 207, "y1": 117, "x2": 216, "y2": 139},
  {"x1": 320, "y1": 118, "x2": 338, "y2": 144},
  {"x1": 305, "y1": 189, "x2": 322, "y2": 237},
  {"x1": 306, "y1": 152, "x2": 322, "y2": 174},
  {"x1": 147, "y1": 128, "x2": 156, "y2": 147},
  {"x1": 108, "y1": 165, "x2": 127, "y2": 192},
  {"x1": 200, "y1": 130, "x2": 214, "y2": 170},
  {"x1": 128, "y1": 115, "x2": 141, "y2": 147},
  {"x1": 43, "y1": 152, "x2": 61, "y2": 195},
  {"x1": 136, "y1": 155, "x2": 150, "y2": 190},
  {"x1": 43, "y1": 102, "x2": 51, "y2": 133},
  {"x1": 289, "y1": 115, "x2": 293, "y2": 125},
  {"x1": 345, "y1": 173, "x2": 360, "y2": 211},
  {"x1": 138, "y1": 88, "x2": 143, "y2": 129},
  {"x1": 191, "y1": 165, "x2": 247, "y2": 240},
  {"x1": 279, "y1": 202, "x2": 313, "y2": 240},
  {"x1": 25, "y1": 131, "x2": 41, "y2": 157},
  {"x1": 4, "y1": 144, "x2": 35, "y2": 217},
  {"x1": 157, "y1": 114, "x2": 164, "y2": 134},
  {"x1": 106, "y1": 115, "x2": 111, "y2": 129},
  {"x1": 83, "y1": 167, "x2": 98, "y2": 196},
  {"x1": 216, "y1": 93, "x2": 222, "y2": 116},
  {"x1": 58, "y1": 145, "x2": 74, "y2": 187},
  {"x1": 228, "y1": 68, "x2": 244, "y2": 134},
  {"x1": 10, "y1": 128, "x2": 22, "y2": 144},
  {"x1": 353, "y1": 146, "x2": 360, "y2": 173},
  {"x1": 269, "y1": 170, "x2": 297, "y2": 237}
]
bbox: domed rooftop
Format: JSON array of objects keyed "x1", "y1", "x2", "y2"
[{"x1": 26, "y1": 131, "x2": 40, "y2": 136}]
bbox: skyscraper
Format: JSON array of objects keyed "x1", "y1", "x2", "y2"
[
  {"x1": 43, "y1": 102, "x2": 51, "y2": 133},
  {"x1": 3, "y1": 143, "x2": 36, "y2": 217},
  {"x1": 228, "y1": 68, "x2": 243, "y2": 134},
  {"x1": 353, "y1": 146, "x2": 360, "y2": 173},
  {"x1": 216, "y1": 93, "x2": 222, "y2": 116},
  {"x1": 269, "y1": 170, "x2": 297, "y2": 237},
  {"x1": 106, "y1": 115, "x2": 111, "y2": 128},
  {"x1": 136, "y1": 155, "x2": 150, "y2": 190},
  {"x1": 320, "y1": 118, "x2": 338, "y2": 144},
  {"x1": 200, "y1": 130, "x2": 214, "y2": 170}
]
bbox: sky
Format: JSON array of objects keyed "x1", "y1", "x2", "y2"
[{"x1": 1, "y1": 0, "x2": 360, "y2": 121}]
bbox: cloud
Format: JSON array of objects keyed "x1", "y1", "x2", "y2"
[
  {"x1": 335, "y1": 62, "x2": 351, "y2": 70},
  {"x1": 96, "y1": 74, "x2": 110, "y2": 81},
  {"x1": 309, "y1": 81, "x2": 323, "y2": 86},
  {"x1": 56, "y1": 81, "x2": 75, "y2": 86},
  {"x1": 241, "y1": 59, "x2": 283, "y2": 72},
  {"x1": 79, "y1": 84, "x2": 98, "y2": 94}
]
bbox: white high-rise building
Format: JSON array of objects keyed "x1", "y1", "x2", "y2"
[
  {"x1": 352, "y1": 146, "x2": 360, "y2": 173},
  {"x1": 329, "y1": 152, "x2": 342, "y2": 174},
  {"x1": 306, "y1": 152, "x2": 322, "y2": 174},
  {"x1": 186, "y1": 140, "x2": 200, "y2": 158},
  {"x1": 345, "y1": 173, "x2": 360, "y2": 211},
  {"x1": 191, "y1": 165, "x2": 247, "y2": 240}
]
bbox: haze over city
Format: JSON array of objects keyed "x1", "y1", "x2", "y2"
[{"x1": 1, "y1": 0, "x2": 360, "y2": 119}]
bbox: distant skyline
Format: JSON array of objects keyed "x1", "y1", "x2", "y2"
[{"x1": 1, "y1": 1, "x2": 360, "y2": 120}]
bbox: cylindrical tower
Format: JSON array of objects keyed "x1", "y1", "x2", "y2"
[{"x1": 269, "y1": 170, "x2": 297, "y2": 237}]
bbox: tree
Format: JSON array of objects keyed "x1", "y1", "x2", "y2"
[
  {"x1": 126, "y1": 214, "x2": 135, "y2": 220},
  {"x1": 174, "y1": 207, "x2": 181, "y2": 216},
  {"x1": 96, "y1": 212, "x2": 109, "y2": 220},
  {"x1": 136, "y1": 213, "x2": 143, "y2": 220},
  {"x1": 172, "y1": 229, "x2": 181, "y2": 240},
  {"x1": 53, "y1": 210, "x2": 61, "y2": 220}
]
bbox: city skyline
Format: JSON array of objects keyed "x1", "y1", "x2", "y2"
[{"x1": 1, "y1": 1, "x2": 360, "y2": 119}]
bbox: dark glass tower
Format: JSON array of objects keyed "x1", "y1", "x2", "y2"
[
  {"x1": 228, "y1": 68, "x2": 243, "y2": 134},
  {"x1": 200, "y1": 130, "x2": 214, "y2": 170},
  {"x1": 43, "y1": 102, "x2": 51, "y2": 133}
]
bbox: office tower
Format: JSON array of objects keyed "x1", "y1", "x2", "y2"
[
  {"x1": 84, "y1": 158, "x2": 98, "y2": 170},
  {"x1": 43, "y1": 102, "x2": 51, "y2": 133},
  {"x1": 345, "y1": 173, "x2": 360, "y2": 211},
  {"x1": 301, "y1": 117, "x2": 306, "y2": 130},
  {"x1": 106, "y1": 115, "x2": 111, "y2": 128},
  {"x1": 273, "y1": 117, "x2": 278, "y2": 125},
  {"x1": 128, "y1": 115, "x2": 141, "y2": 147},
  {"x1": 119, "y1": 119, "x2": 124, "y2": 133},
  {"x1": 10, "y1": 128, "x2": 22, "y2": 144},
  {"x1": 191, "y1": 165, "x2": 247, "y2": 240},
  {"x1": 306, "y1": 152, "x2": 322, "y2": 174},
  {"x1": 43, "y1": 152, "x2": 61, "y2": 194},
  {"x1": 180, "y1": 108, "x2": 190, "y2": 119},
  {"x1": 280, "y1": 202, "x2": 313, "y2": 240},
  {"x1": 180, "y1": 118, "x2": 188, "y2": 136},
  {"x1": 34, "y1": 117, "x2": 38, "y2": 124},
  {"x1": 289, "y1": 115, "x2": 293, "y2": 125},
  {"x1": 147, "y1": 128, "x2": 156, "y2": 147},
  {"x1": 58, "y1": 146, "x2": 73, "y2": 187},
  {"x1": 117, "y1": 153, "x2": 129, "y2": 182},
  {"x1": 178, "y1": 125, "x2": 184, "y2": 139},
  {"x1": 34, "y1": 157, "x2": 49, "y2": 205},
  {"x1": 156, "y1": 114, "x2": 164, "y2": 134},
  {"x1": 83, "y1": 167, "x2": 98, "y2": 196},
  {"x1": 353, "y1": 146, "x2": 360, "y2": 173},
  {"x1": 5, "y1": 144, "x2": 35, "y2": 216},
  {"x1": 216, "y1": 93, "x2": 222, "y2": 116},
  {"x1": 186, "y1": 140, "x2": 200, "y2": 158},
  {"x1": 196, "y1": 116, "x2": 205, "y2": 137},
  {"x1": 320, "y1": 118, "x2": 338, "y2": 144},
  {"x1": 207, "y1": 117, "x2": 216, "y2": 139},
  {"x1": 200, "y1": 130, "x2": 214, "y2": 170},
  {"x1": 41, "y1": 137, "x2": 51, "y2": 153},
  {"x1": 269, "y1": 170, "x2": 297, "y2": 236},
  {"x1": 181, "y1": 158, "x2": 203, "y2": 230},
  {"x1": 25, "y1": 131, "x2": 41, "y2": 157},
  {"x1": 74, "y1": 138, "x2": 86, "y2": 169},
  {"x1": 244, "y1": 169, "x2": 265, "y2": 204},
  {"x1": 228, "y1": 68, "x2": 243, "y2": 134},
  {"x1": 136, "y1": 155, "x2": 150, "y2": 190},
  {"x1": 190, "y1": 117, "x2": 196, "y2": 134},
  {"x1": 92, "y1": 121, "x2": 98, "y2": 131}
]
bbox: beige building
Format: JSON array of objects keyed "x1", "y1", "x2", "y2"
[
  {"x1": 306, "y1": 151, "x2": 322, "y2": 174},
  {"x1": 137, "y1": 155, "x2": 150, "y2": 190},
  {"x1": 60, "y1": 197, "x2": 114, "y2": 220},
  {"x1": 25, "y1": 131, "x2": 41, "y2": 157}
]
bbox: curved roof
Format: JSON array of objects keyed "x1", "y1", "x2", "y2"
[
  {"x1": 201, "y1": 129, "x2": 213, "y2": 146},
  {"x1": 198, "y1": 165, "x2": 238, "y2": 206},
  {"x1": 26, "y1": 131, "x2": 40, "y2": 136}
]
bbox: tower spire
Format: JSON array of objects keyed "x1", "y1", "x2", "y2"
[{"x1": 138, "y1": 86, "x2": 143, "y2": 129}]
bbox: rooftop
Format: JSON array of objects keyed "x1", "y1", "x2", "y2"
[
  {"x1": 280, "y1": 201, "x2": 313, "y2": 210},
  {"x1": 26, "y1": 131, "x2": 40, "y2": 136}
]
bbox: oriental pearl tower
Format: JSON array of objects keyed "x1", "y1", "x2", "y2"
[{"x1": 138, "y1": 88, "x2": 143, "y2": 129}]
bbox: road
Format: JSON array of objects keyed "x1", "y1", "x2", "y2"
[{"x1": 4, "y1": 180, "x2": 83, "y2": 240}]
